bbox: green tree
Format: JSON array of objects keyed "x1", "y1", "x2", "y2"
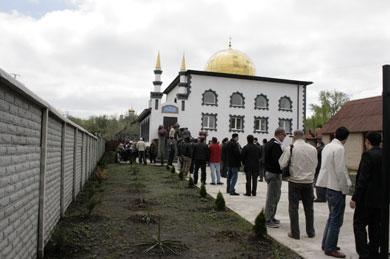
[{"x1": 305, "y1": 90, "x2": 349, "y2": 132}]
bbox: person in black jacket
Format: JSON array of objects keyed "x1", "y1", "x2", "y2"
[
  {"x1": 226, "y1": 133, "x2": 241, "y2": 195},
  {"x1": 350, "y1": 132, "x2": 383, "y2": 259},
  {"x1": 221, "y1": 138, "x2": 229, "y2": 178},
  {"x1": 192, "y1": 136, "x2": 209, "y2": 185},
  {"x1": 242, "y1": 135, "x2": 261, "y2": 196},
  {"x1": 264, "y1": 128, "x2": 286, "y2": 228}
]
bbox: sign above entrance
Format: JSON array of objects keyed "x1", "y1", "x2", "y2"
[{"x1": 162, "y1": 105, "x2": 179, "y2": 114}]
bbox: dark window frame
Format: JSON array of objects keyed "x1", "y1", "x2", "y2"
[
  {"x1": 201, "y1": 113, "x2": 217, "y2": 131},
  {"x1": 201, "y1": 89, "x2": 218, "y2": 106},
  {"x1": 154, "y1": 99, "x2": 158, "y2": 110},
  {"x1": 254, "y1": 94, "x2": 269, "y2": 110},
  {"x1": 229, "y1": 91, "x2": 245, "y2": 108},
  {"x1": 181, "y1": 100, "x2": 185, "y2": 111},
  {"x1": 278, "y1": 118, "x2": 293, "y2": 134},
  {"x1": 229, "y1": 115, "x2": 245, "y2": 132},
  {"x1": 253, "y1": 116, "x2": 269, "y2": 134},
  {"x1": 278, "y1": 96, "x2": 293, "y2": 112}
]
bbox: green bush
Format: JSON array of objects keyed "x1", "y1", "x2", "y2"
[
  {"x1": 188, "y1": 177, "x2": 195, "y2": 188},
  {"x1": 199, "y1": 184, "x2": 207, "y2": 198},
  {"x1": 253, "y1": 209, "x2": 267, "y2": 238},
  {"x1": 215, "y1": 191, "x2": 226, "y2": 211}
]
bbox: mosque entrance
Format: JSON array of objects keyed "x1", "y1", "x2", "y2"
[{"x1": 163, "y1": 116, "x2": 177, "y2": 130}]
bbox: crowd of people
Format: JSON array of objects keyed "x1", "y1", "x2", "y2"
[{"x1": 116, "y1": 124, "x2": 384, "y2": 259}]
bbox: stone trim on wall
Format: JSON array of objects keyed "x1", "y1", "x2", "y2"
[
  {"x1": 201, "y1": 112, "x2": 217, "y2": 131},
  {"x1": 254, "y1": 94, "x2": 269, "y2": 110},
  {"x1": 229, "y1": 114, "x2": 245, "y2": 132},
  {"x1": 202, "y1": 89, "x2": 218, "y2": 106},
  {"x1": 230, "y1": 91, "x2": 245, "y2": 108},
  {"x1": 278, "y1": 96, "x2": 293, "y2": 112},
  {"x1": 278, "y1": 118, "x2": 293, "y2": 134},
  {"x1": 253, "y1": 116, "x2": 269, "y2": 134}
]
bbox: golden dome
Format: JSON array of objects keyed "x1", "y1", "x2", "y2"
[{"x1": 205, "y1": 47, "x2": 256, "y2": 76}]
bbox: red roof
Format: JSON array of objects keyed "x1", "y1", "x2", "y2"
[{"x1": 322, "y1": 96, "x2": 382, "y2": 134}]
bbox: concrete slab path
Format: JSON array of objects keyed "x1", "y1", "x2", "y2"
[{"x1": 196, "y1": 169, "x2": 358, "y2": 259}]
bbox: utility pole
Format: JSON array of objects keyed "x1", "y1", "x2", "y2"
[{"x1": 382, "y1": 64, "x2": 390, "y2": 258}]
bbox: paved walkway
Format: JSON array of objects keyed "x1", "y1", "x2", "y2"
[{"x1": 193, "y1": 169, "x2": 358, "y2": 259}]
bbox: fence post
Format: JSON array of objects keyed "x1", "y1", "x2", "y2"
[
  {"x1": 37, "y1": 108, "x2": 48, "y2": 259},
  {"x1": 72, "y1": 128, "x2": 78, "y2": 201},
  {"x1": 81, "y1": 132, "x2": 84, "y2": 190},
  {"x1": 60, "y1": 122, "x2": 66, "y2": 218},
  {"x1": 381, "y1": 64, "x2": 390, "y2": 257}
]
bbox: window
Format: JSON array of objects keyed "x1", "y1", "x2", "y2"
[
  {"x1": 202, "y1": 90, "x2": 218, "y2": 106},
  {"x1": 254, "y1": 117, "x2": 268, "y2": 133},
  {"x1": 230, "y1": 92, "x2": 245, "y2": 108},
  {"x1": 279, "y1": 96, "x2": 292, "y2": 111},
  {"x1": 201, "y1": 113, "x2": 217, "y2": 131},
  {"x1": 154, "y1": 99, "x2": 158, "y2": 110},
  {"x1": 181, "y1": 100, "x2": 185, "y2": 111},
  {"x1": 279, "y1": 118, "x2": 292, "y2": 134},
  {"x1": 255, "y1": 94, "x2": 268, "y2": 110},
  {"x1": 174, "y1": 98, "x2": 177, "y2": 103},
  {"x1": 229, "y1": 115, "x2": 244, "y2": 132}
]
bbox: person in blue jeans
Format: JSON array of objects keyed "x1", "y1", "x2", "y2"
[
  {"x1": 316, "y1": 127, "x2": 351, "y2": 258},
  {"x1": 226, "y1": 133, "x2": 241, "y2": 196}
]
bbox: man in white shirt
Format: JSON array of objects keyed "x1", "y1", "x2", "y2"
[
  {"x1": 279, "y1": 130, "x2": 318, "y2": 240},
  {"x1": 316, "y1": 127, "x2": 352, "y2": 258},
  {"x1": 136, "y1": 138, "x2": 147, "y2": 165}
]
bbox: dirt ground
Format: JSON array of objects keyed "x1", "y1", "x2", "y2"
[{"x1": 44, "y1": 163, "x2": 302, "y2": 259}]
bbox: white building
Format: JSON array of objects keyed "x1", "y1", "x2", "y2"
[{"x1": 137, "y1": 44, "x2": 312, "y2": 143}]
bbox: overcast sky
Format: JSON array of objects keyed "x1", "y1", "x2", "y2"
[{"x1": 0, "y1": 0, "x2": 389, "y2": 118}]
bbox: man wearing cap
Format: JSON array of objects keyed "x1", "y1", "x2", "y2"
[
  {"x1": 279, "y1": 130, "x2": 317, "y2": 240},
  {"x1": 192, "y1": 135, "x2": 209, "y2": 185}
]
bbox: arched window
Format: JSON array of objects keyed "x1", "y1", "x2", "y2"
[
  {"x1": 279, "y1": 96, "x2": 292, "y2": 111},
  {"x1": 254, "y1": 94, "x2": 268, "y2": 110},
  {"x1": 230, "y1": 92, "x2": 245, "y2": 108},
  {"x1": 202, "y1": 90, "x2": 218, "y2": 106}
]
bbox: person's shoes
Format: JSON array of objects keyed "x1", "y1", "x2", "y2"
[
  {"x1": 314, "y1": 199, "x2": 326, "y2": 203},
  {"x1": 307, "y1": 233, "x2": 315, "y2": 238},
  {"x1": 322, "y1": 247, "x2": 340, "y2": 251},
  {"x1": 266, "y1": 220, "x2": 280, "y2": 228},
  {"x1": 287, "y1": 232, "x2": 300, "y2": 239},
  {"x1": 210, "y1": 183, "x2": 216, "y2": 185},
  {"x1": 252, "y1": 193, "x2": 256, "y2": 196},
  {"x1": 230, "y1": 192, "x2": 240, "y2": 196},
  {"x1": 272, "y1": 218, "x2": 280, "y2": 224},
  {"x1": 244, "y1": 193, "x2": 251, "y2": 196},
  {"x1": 217, "y1": 182, "x2": 224, "y2": 185},
  {"x1": 324, "y1": 250, "x2": 346, "y2": 258}
]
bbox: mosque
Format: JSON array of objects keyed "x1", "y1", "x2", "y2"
[{"x1": 137, "y1": 42, "x2": 312, "y2": 143}]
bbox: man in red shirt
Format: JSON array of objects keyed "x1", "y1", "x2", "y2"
[{"x1": 209, "y1": 137, "x2": 224, "y2": 185}]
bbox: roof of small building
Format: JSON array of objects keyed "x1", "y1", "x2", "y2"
[
  {"x1": 322, "y1": 96, "x2": 382, "y2": 134},
  {"x1": 136, "y1": 108, "x2": 151, "y2": 123}
]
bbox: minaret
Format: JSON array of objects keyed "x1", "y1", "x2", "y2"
[
  {"x1": 150, "y1": 52, "x2": 164, "y2": 110},
  {"x1": 153, "y1": 52, "x2": 162, "y2": 92},
  {"x1": 177, "y1": 54, "x2": 188, "y2": 99}
]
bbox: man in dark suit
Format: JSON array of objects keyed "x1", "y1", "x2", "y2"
[
  {"x1": 350, "y1": 132, "x2": 383, "y2": 259},
  {"x1": 241, "y1": 135, "x2": 261, "y2": 196}
]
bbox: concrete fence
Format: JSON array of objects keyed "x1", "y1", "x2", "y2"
[{"x1": 0, "y1": 68, "x2": 106, "y2": 259}]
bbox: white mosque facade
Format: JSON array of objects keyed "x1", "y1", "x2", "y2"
[{"x1": 137, "y1": 45, "x2": 312, "y2": 143}]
